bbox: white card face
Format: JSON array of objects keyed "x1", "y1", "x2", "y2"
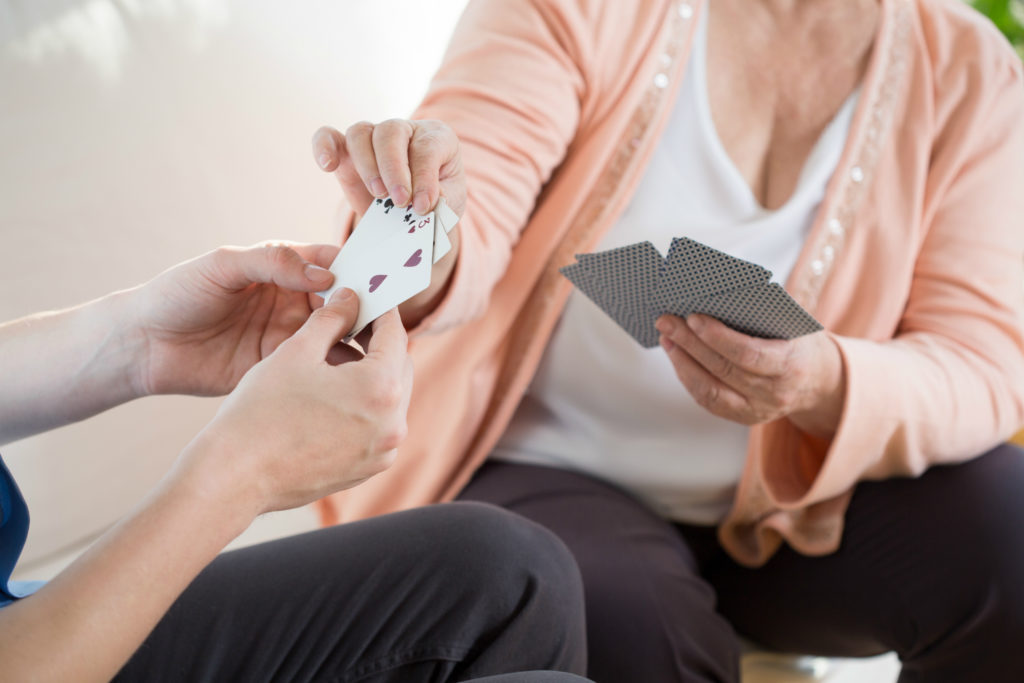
[
  {"x1": 339, "y1": 197, "x2": 411, "y2": 258},
  {"x1": 435, "y1": 197, "x2": 459, "y2": 234},
  {"x1": 433, "y1": 219, "x2": 452, "y2": 263},
  {"x1": 341, "y1": 212, "x2": 435, "y2": 337},
  {"x1": 320, "y1": 197, "x2": 438, "y2": 337},
  {"x1": 432, "y1": 197, "x2": 459, "y2": 263}
]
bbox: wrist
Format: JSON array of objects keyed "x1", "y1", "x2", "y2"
[
  {"x1": 168, "y1": 430, "x2": 264, "y2": 538},
  {"x1": 788, "y1": 335, "x2": 846, "y2": 439},
  {"x1": 91, "y1": 287, "x2": 153, "y2": 401}
]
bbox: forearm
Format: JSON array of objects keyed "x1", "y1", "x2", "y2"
[
  {"x1": 0, "y1": 442, "x2": 257, "y2": 682},
  {"x1": 0, "y1": 289, "x2": 145, "y2": 445}
]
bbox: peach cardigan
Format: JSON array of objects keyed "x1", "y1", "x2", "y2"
[{"x1": 318, "y1": 0, "x2": 1024, "y2": 566}]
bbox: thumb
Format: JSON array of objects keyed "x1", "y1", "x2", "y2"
[
  {"x1": 212, "y1": 243, "x2": 334, "y2": 293},
  {"x1": 295, "y1": 288, "x2": 360, "y2": 356}
]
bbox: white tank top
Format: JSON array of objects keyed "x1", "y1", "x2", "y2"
[{"x1": 491, "y1": 8, "x2": 858, "y2": 524}]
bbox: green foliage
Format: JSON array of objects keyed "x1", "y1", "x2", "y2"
[{"x1": 969, "y1": 0, "x2": 1024, "y2": 60}]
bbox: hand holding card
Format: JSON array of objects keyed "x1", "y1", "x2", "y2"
[
  {"x1": 657, "y1": 312, "x2": 845, "y2": 438},
  {"x1": 560, "y1": 237, "x2": 822, "y2": 347},
  {"x1": 559, "y1": 237, "x2": 841, "y2": 435}
]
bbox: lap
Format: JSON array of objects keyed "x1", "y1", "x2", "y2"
[
  {"x1": 459, "y1": 462, "x2": 741, "y2": 683},
  {"x1": 115, "y1": 502, "x2": 588, "y2": 683},
  {"x1": 465, "y1": 445, "x2": 1024, "y2": 683},
  {"x1": 710, "y1": 443, "x2": 1024, "y2": 680}
]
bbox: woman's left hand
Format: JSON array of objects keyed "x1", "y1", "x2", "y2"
[
  {"x1": 131, "y1": 242, "x2": 341, "y2": 397},
  {"x1": 657, "y1": 314, "x2": 846, "y2": 439}
]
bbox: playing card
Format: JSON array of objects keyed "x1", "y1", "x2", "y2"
[
  {"x1": 687, "y1": 282, "x2": 823, "y2": 339},
  {"x1": 435, "y1": 197, "x2": 459, "y2": 234},
  {"x1": 320, "y1": 197, "x2": 440, "y2": 338},
  {"x1": 342, "y1": 212, "x2": 435, "y2": 337},
  {"x1": 560, "y1": 237, "x2": 822, "y2": 348},
  {"x1": 431, "y1": 198, "x2": 459, "y2": 263},
  {"x1": 561, "y1": 254, "x2": 661, "y2": 348},
  {"x1": 649, "y1": 237, "x2": 771, "y2": 310},
  {"x1": 339, "y1": 197, "x2": 415, "y2": 258},
  {"x1": 433, "y1": 219, "x2": 452, "y2": 263},
  {"x1": 577, "y1": 242, "x2": 662, "y2": 310},
  {"x1": 575, "y1": 242, "x2": 662, "y2": 347}
]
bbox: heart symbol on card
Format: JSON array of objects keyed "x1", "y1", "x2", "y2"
[
  {"x1": 404, "y1": 249, "x2": 423, "y2": 268},
  {"x1": 368, "y1": 274, "x2": 387, "y2": 292}
]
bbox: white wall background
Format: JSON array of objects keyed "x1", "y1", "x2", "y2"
[{"x1": 0, "y1": 0, "x2": 468, "y2": 573}]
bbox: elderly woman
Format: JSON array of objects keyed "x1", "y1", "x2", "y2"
[{"x1": 313, "y1": 0, "x2": 1024, "y2": 680}]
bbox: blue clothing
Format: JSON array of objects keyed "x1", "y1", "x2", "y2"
[{"x1": 1, "y1": 454, "x2": 43, "y2": 607}]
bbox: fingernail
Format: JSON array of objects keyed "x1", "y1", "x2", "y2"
[
  {"x1": 390, "y1": 185, "x2": 410, "y2": 207},
  {"x1": 660, "y1": 335, "x2": 674, "y2": 352},
  {"x1": 305, "y1": 263, "x2": 332, "y2": 281},
  {"x1": 687, "y1": 316, "x2": 704, "y2": 333},
  {"x1": 413, "y1": 191, "x2": 431, "y2": 215},
  {"x1": 369, "y1": 178, "x2": 387, "y2": 197},
  {"x1": 656, "y1": 318, "x2": 675, "y2": 335},
  {"x1": 318, "y1": 153, "x2": 331, "y2": 170},
  {"x1": 331, "y1": 288, "x2": 355, "y2": 302}
]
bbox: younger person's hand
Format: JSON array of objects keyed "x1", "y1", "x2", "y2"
[
  {"x1": 130, "y1": 242, "x2": 340, "y2": 397},
  {"x1": 177, "y1": 291, "x2": 413, "y2": 515}
]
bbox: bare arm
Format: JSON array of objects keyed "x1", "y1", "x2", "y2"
[
  {"x1": 0, "y1": 451, "x2": 257, "y2": 681},
  {"x1": 0, "y1": 242, "x2": 338, "y2": 446},
  {"x1": 0, "y1": 246, "x2": 413, "y2": 681},
  {"x1": 0, "y1": 292, "x2": 143, "y2": 446}
]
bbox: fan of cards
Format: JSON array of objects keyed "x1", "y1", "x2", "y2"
[
  {"x1": 560, "y1": 238, "x2": 823, "y2": 348},
  {"x1": 319, "y1": 196, "x2": 460, "y2": 338}
]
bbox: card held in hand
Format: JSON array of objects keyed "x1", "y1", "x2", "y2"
[
  {"x1": 319, "y1": 197, "x2": 460, "y2": 339},
  {"x1": 560, "y1": 237, "x2": 823, "y2": 348}
]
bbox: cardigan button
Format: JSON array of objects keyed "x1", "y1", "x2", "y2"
[
  {"x1": 678, "y1": 3, "x2": 694, "y2": 19},
  {"x1": 827, "y1": 218, "x2": 844, "y2": 236},
  {"x1": 850, "y1": 165, "x2": 865, "y2": 183},
  {"x1": 822, "y1": 245, "x2": 836, "y2": 262},
  {"x1": 811, "y1": 259, "x2": 825, "y2": 275},
  {"x1": 654, "y1": 73, "x2": 670, "y2": 88}
]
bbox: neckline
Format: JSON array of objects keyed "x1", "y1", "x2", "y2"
[{"x1": 691, "y1": 2, "x2": 864, "y2": 214}]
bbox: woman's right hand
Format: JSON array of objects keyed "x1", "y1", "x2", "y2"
[
  {"x1": 311, "y1": 119, "x2": 467, "y2": 328},
  {"x1": 177, "y1": 289, "x2": 413, "y2": 516},
  {"x1": 312, "y1": 119, "x2": 466, "y2": 219}
]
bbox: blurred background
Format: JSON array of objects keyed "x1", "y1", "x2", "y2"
[
  {"x1": 970, "y1": 0, "x2": 1024, "y2": 57},
  {"x1": 1, "y1": 1, "x2": 1021, "y2": 681}
]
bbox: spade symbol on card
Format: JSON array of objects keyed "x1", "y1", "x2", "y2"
[
  {"x1": 368, "y1": 274, "x2": 387, "y2": 292},
  {"x1": 404, "y1": 249, "x2": 423, "y2": 267}
]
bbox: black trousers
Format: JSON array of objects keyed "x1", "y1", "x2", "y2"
[
  {"x1": 114, "y1": 502, "x2": 591, "y2": 683},
  {"x1": 459, "y1": 444, "x2": 1024, "y2": 683}
]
